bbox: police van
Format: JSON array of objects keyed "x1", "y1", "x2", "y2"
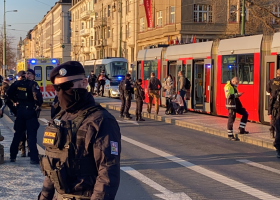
[{"x1": 17, "y1": 58, "x2": 62, "y2": 102}]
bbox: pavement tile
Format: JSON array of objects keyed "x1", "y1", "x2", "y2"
[
  {"x1": 96, "y1": 97, "x2": 275, "y2": 150},
  {"x1": 0, "y1": 122, "x2": 44, "y2": 200}
]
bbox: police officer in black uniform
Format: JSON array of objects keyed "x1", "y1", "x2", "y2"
[
  {"x1": 267, "y1": 69, "x2": 280, "y2": 139},
  {"x1": 88, "y1": 70, "x2": 97, "y2": 95},
  {"x1": 122, "y1": 74, "x2": 133, "y2": 120},
  {"x1": 38, "y1": 61, "x2": 121, "y2": 200},
  {"x1": 119, "y1": 77, "x2": 125, "y2": 118},
  {"x1": 134, "y1": 79, "x2": 145, "y2": 121},
  {"x1": 7, "y1": 70, "x2": 43, "y2": 164}
]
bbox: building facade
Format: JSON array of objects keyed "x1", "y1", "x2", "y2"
[
  {"x1": 70, "y1": 0, "x2": 137, "y2": 70},
  {"x1": 28, "y1": 0, "x2": 72, "y2": 62}
]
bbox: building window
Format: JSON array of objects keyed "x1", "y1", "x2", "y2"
[
  {"x1": 221, "y1": 55, "x2": 254, "y2": 84},
  {"x1": 273, "y1": 6, "x2": 280, "y2": 24},
  {"x1": 91, "y1": 18, "x2": 94, "y2": 28},
  {"x1": 104, "y1": 28, "x2": 107, "y2": 39},
  {"x1": 108, "y1": 5, "x2": 111, "y2": 17},
  {"x1": 94, "y1": 0, "x2": 97, "y2": 3},
  {"x1": 104, "y1": 8, "x2": 107, "y2": 18},
  {"x1": 170, "y1": 6, "x2": 175, "y2": 24},
  {"x1": 91, "y1": 36, "x2": 94, "y2": 46},
  {"x1": 229, "y1": 5, "x2": 238, "y2": 22},
  {"x1": 81, "y1": 22, "x2": 84, "y2": 29},
  {"x1": 194, "y1": 4, "x2": 213, "y2": 23},
  {"x1": 126, "y1": 24, "x2": 130, "y2": 38},
  {"x1": 108, "y1": 27, "x2": 110, "y2": 38},
  {"x1": 140, "y1": 17, "x2": 144, "y2": 32},
  {"x1": 126, "y1": 0, "x2": 130, "y2": 14},
  {"x1": 95, "y1": 12, "x2": 98, "y2": 19},
  {"x1": 81, "y1": 39, "x2": 85, "y2": 47},
  {"x1": 157, "y1": 11, "x2": 163, "y2": 26}
]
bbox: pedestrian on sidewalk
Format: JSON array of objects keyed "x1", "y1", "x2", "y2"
[
  {"x1": 121, "y1": 74, "x2": 134, "y2": 120},
  {"x1": 147, "y1": 72, "x2": 162, "y2": 115},
  {"x1": 38, "y1": 61, "x2": 121, "y2": 200},
  {"x1": 0, "y1": 78, "x2": 14, "y2": 116},
  {"x1": 134, "y1": 79, "x2": 145, "y2": 121},
  {"x1": 88, "y1": 70, "x2": 97, "y2": 95},
  {"x1": 267, "y1": 69, "x2": 280, "y2": 139},
  {"x1": 178, "y1": 71, "x2": 189, "y2": 113},
  {"x1": 7, "y1": 70, "x2": 43, "y2": 164},
  {"x1": 163, "y1": 74, "x2": 174, "y2": 112},
  {"x1": 171, "y1": 91, "x2": 184, "y2": 115},
  {"x1": 225, "y1": 77, "x2": 249, "y2": 140}
]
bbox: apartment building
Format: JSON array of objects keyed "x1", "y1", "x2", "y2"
[
  {"x1": 20, "y1": 31, "x2": 32, "y2": 59},
  {"x1": 29, "y1": 0, "x2": 72, "y2": 62},
  {"x1": 137, "y1": 0, "x2": 243, "y2": 49},
  {"x1": 70, "y1": 0, "x2": 137, "y2": 69}
]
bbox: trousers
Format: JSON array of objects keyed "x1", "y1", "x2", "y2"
[
  {"x1": 120, "y1": 94, "x2": 125, "y2": 115},
  {"x1": 274, "y1": 118, "x2": 280, "y2": 150},
  {"x1": 18, "y1": 132, "x2": 29, "y2": 153},
  {"x1": 124, "y1": 93, "x2": 132, "y2": 115},
  {"x1": 179, "y1": 90, "x2": 187, "y2": 111},
  {"x1": 136, "y1": 99, "x2": 143, "y2": 116},
  {"x1": 227, "y1": 107, "x2": 248, "y2": 134},
  {"x1": 270, "y1": 109, "x2": 280, "y2": 133},
  {"x1": 10, "y1": 106, "x2": 40, "y2": 161},
  {"x1": 89, "y1": 84, "x2": 95, "y2": 94},
  {"x1": 148, "y1": 90, "x2": 160, "y2": 114},
  {"x1": 96, "y1": 83, "x2": 104, "y2": 96}
]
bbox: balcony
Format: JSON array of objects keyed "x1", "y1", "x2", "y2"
[
  {"x1": 94, "y1": 39, "x2": 107, "y2": 47},
  {"x1": 81, "y1": 11, "x2": 91, "y2": 20},
  {"x1": 80, "y1": 29, "x2": 90, "y2": 37},
  {"x1": 83, "y1": 47, "x2": 90, "y2": 54},
  {"x1": 94, "y1": 17, "x2": 110, "y2": 27}
]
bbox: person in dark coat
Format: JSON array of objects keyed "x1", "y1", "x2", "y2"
[
  {"x1": 38, "y1": 61, "x2": 121, "y2": 200},
  {"x1": 88, "y1": 70, "x2": 97, "y2": 95},
  {"x1": 134, "y1": 79, "x2": 145, "y2": 121}
]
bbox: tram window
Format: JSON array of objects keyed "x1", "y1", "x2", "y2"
[
  {"x1": 34, "y1": 66, "x2": 42, "y2": 81},
  {"x1": 237, "y1": 55, "x2": 254, "y2": 84},
  {"x1": 46, "y1": 66, "x2": 54, "y2": 81},
  {"x1": 111, "y1": 62, "x2": 127, "y2": 76},
  {"x1": 186, "y1": 64, "x2": 192, "y2": 80},
  {"x1": 143, "y1": 60, "x2": 158, "y2": 80},
  {"x1": 221, "y1": 65, "x2": 236, "y2": 83}
]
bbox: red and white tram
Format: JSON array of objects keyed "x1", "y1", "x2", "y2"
[{"x1": 133, "y1": 33, "x2": 280, "y2": 124}]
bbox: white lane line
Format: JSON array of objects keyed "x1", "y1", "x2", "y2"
[
  {"x1": 117, "y1": 120, "x2": 139, "y2": 125},
  {"x1": 38, "y1": 118, "x2": 49, "y2": 125},
  {"x1": 121, "y1": 166, "x2": 192, "y2": 200},
  {"x1": 122, "y1": 136, "x2": 280, "y2": 200},
  {"x1": 237, "y1": 159, "x2": 280, "y2": 175}
]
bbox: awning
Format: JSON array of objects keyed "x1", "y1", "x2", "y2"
[
  {"x1": 271, "y1": 32, "x2": 280, "y2": 54},
  {"x1": 218, "y1": 35, "x2": 263, "y2": 55},
  {"x1": 137, "y1": 48, "x2": 163, "y2": 61},
  {"x1": 165, "y1": 41, "x2": 213, "y2": 60}
]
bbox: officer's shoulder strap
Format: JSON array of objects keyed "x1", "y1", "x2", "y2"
[{"x1": 73, "y1": 105, "x2": 105, "y2": 134}]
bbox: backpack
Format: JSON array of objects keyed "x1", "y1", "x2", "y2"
[{"x1": 185, "y1": 78, "x2": 191, "y2": 90}]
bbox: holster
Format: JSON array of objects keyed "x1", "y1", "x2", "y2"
[{"x1": 36, "y1": 108, "x2": 41, "y2": 118}]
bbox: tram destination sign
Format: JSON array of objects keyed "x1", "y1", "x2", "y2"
[{"x1": 223, "y1": 55, "x2": 236, "y2": 64}]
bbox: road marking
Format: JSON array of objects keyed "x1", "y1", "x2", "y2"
[
  {"x1": 121, "y1": 166, "x2": 192, "y2": 200},
  {"x1": 237, "y1": 159, "x2": 280, "y2": 175},
  {"x1": 117, "y1": 120, "x2": 139, "y2": 125},
  {"x1": 39, "y1": 118, "x2": 49, "y2": 125},
  {"x1": 122, "y1": 136, "x2": 280, "y2": 200}
]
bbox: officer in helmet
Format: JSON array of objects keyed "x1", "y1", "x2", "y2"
[
  {"x1": 38, "y1": 61, "x2": 121, "y2": 200},
  {"x1": 7, "y1": 70, "x2": 43, "y2": 164},
  {"x1": 267, "y1": 69, "x2": 280, "y2": 139}
]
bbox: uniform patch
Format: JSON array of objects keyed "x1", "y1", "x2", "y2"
[
  {"x1": 36, "y1": 85, "x2": 40, "y2": 90},
  {"x1": 17, "y1": 87, "x2": 27, "y2": 91},
  {"x1": 110, "y1": 141, "x2": 118, "y2": 155},
  {"x1": 59, "y1": 68, "x2": 67, "y2": 76},
  {"x1": 43, "y1": 138, "x2": 54, "y2": 145},
  {"x1": 44, "y1": 132, "x2": 56, "y2": 138}
]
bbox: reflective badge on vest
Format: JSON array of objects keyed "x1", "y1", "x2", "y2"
[
  {"x1": 43, "y1": 138, "x2": 54, "y2": 145},
  {"x1": 111, "y1": 141, "x2": 118, "y2": 155},
  {"x1": 17, "y1": 87, "x2": 27, "y2": 91},
  {"x1": 273, "y1": 81, "x2": 280, "y2": 86},
  {"x1": 44, "y1": 132, "x2": 56, "y2": 138},
  {"x1": 43, "y1": 131, "x2": 56, "y2": 145}
]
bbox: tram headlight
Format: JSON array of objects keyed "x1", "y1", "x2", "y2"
[
  {"x1": 51, "y1": 59, "x2": 57, "y2": 64},
  {"x1": 30, "y1": 59, "x2": 36, "y2": 64}
]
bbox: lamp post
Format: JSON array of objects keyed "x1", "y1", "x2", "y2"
[
  {"x1": 241, "y1": 0, "x2": 245, "y2": 36},
  {"x1": 113, "y1": 0, "x2": 122, "y2": 57},
  {"x1": 3, "y1": 0, "x2": 17, "y2": 77}
]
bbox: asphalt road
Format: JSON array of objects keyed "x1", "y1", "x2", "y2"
[{"x1": 5, "y1": 106, "x2": 280, "y2": 200}]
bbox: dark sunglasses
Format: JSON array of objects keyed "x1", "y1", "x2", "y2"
[{"x1": 53, "y1": 79, "x2": 83, "y2": 91}]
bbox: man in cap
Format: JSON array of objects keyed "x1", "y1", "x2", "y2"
[
  {"x1": 7, "y1": 70, "x2": 43, "y2": 163},
  {"x1": 26, "y1": 69, "x2": 36, "y2": 81},
  {"x1": 38, "y1": 61, "x2": 121, "y2": 200},
  {"x1": 88, "y1": 70, "x2": 97, "y2": 95}
]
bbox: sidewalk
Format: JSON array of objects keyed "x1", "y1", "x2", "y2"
[
  {"x1": 95, "y1": 97, "x2": 275, "y2": 150},
  {"x1": 0, "y1": 114, "x2": 44, "y2": 200}
]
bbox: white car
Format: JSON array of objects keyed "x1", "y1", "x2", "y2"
[{"x1": 104, "y1": 76, "x2": 124, "y2": 98}]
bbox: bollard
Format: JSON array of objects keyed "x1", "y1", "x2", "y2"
[{"x1": 0, "y1": 130, "x2": 4, "y2": 164}]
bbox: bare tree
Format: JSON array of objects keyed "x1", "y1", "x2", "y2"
[{"x1": 0, "y1": 32, "x2": 17, "y2": 72}]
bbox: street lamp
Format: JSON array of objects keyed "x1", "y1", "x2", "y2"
[{"x1": 3, "y1": 0, "x2": 17, "y2": 77}]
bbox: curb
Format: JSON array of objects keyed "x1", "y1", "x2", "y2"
[{"x1": 99, "y1": 103, "x2": 275, "y2": 150}]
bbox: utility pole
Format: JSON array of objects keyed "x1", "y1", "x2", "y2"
[
  {"x1": 101, "y1": 3, "x2": 104, "y2": 59},
  {"x1": 241, "y1": 0, "x2": 245, "y2": 36},
  {"x1": 3, "y1": 0, "x2": 6, "y2": 76},
  {"x1": 119, "y1": 0, "x2": 122, "y2": 57}
]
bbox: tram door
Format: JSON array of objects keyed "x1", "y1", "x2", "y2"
[
  {"x1": 168, "y1": 62, "x2": 179, "y2": 91},
  {"x1": 193, "y1": 62, "x2": 204, "y2": 110},
  {"x1": 264, "y1": 55, "x2": 278, "y2": 122},
  {"x1": 161, "y1": 61, "x2": 168, "y2": 106},
  {"x1": 186, "y1": 60, "x2": 193, "y2": 109},
  {"x1": 131, "y1": 61, "x2": 141, "y2": 82},
  {"x1": 204, "y1": 59, "x2": 212, "y2": 112}
]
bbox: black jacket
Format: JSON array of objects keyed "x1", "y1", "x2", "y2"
[
  {"x1": 39, "y1": 93, "x2": 121, "y2": 200},
  {"x1": 0, "y1": 82, "x2": 9, "y2": 100},
  {"x1": 148, "y1": 77, "x2": 162, "y2": 90},
  {"x1": 134, "y1": 83, "x2": 145, "y2": 100},
  {"x1": 88, "y1": 74, "x2": 97, "y2": 86},
  {"x1": 267, "y1": 77, "x2": 280, "y2": 115}
]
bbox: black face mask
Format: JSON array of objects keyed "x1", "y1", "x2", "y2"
[{"x1": 57, "y1": 88, "x2": 88, "y2": 111}]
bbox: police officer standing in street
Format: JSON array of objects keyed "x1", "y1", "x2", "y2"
[
  {"x1": 7, "y1": 70, "x2": 43, "y2": 164},
  {"x1": 134, "y1": 79, "x2": 145, "y2": 121},
  {"x1": 224, "y1": 77, "x2": 249, "y2": 140},
  {"x1": 88, "y1": 70, "x2": 97, "y2": 95},
  {"x1": 267, "y1": 69, "x2": 280, "y2": 139},
  {"x1": 119, "y1": 76, "x2": 125, "y2": 118},
  {"x1": 122, "y1": 74, "x2": 133, "y2": 120},
  {"x1": 97, "y1": 70, "x2": 111, "y2": 97},
  {"x1": 38, "y1": 61, "x2": 121, "y2": 200}
]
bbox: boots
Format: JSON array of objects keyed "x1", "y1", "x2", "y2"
[
  {"x1": 270, "y1": 131, "x2": 275, "y2": 139},
  {"x1": 124, "y1": 115, "x2": 132, "y2": 120},
  {"x1": 228, "y1": 135, "x2": 238, "y2": 141},
  {"x1": 239, "y1": 128, "x2": 249, "y2": 134},
  {"x1": 138, "y1": 114, "x2": 145, "y2": 121}
]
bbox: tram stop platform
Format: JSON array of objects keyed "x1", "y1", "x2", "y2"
[{"x1": 94, "y1": 97, "x2": 275, "y2": 150}]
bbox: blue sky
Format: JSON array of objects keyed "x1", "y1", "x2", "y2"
[{"x1": 0, "y1": 0, "x2": 59, "y2": 49}]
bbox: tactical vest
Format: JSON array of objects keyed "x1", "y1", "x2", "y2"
[{"x1": 39, "y1": 105, "x2": 104, "y2": 196}]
